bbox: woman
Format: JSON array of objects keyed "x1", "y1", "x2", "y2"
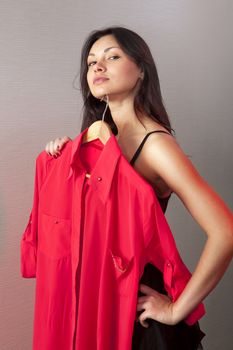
[{"x1": 43, "y1": 27, "x2": 233, "y2": 348}]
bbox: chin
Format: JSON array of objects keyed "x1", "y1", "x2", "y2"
[{"x1": 92, "y1": 91, "x2": 109, "y2": 100}]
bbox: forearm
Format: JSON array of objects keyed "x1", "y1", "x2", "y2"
[{"x1": 172, "y1": 228, "x2": 233, "y2": 323}]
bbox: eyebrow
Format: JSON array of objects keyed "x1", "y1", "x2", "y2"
[{"x1": 88, "y1": 46, "x2": 121, "y2": 57}]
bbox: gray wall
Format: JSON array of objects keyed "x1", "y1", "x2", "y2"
[{"x1": 0, "y1": 1, "x2": 232, "y2": 349}]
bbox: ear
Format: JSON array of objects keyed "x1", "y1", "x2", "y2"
[{"x1": 139, "y1": 70, "x2": 144, "y2": 80}]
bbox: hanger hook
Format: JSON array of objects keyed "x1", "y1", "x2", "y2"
[{"x1": 101, "y1": 95, "x2": 109, "y2": 123}]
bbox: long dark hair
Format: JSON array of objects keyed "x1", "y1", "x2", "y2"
[{"x1": 78, "y1": 26, "x2": 173, "y2": 135}]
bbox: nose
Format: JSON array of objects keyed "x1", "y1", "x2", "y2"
[{"x1": 93, "y1": 60, "x2": 106, "y2": 72}]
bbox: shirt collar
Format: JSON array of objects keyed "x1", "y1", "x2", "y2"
[{"x1": 67, "y1": 127, "x2": 122, "y2": 204}]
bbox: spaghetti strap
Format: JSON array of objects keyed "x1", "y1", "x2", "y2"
[{"x1": 130, "y1": 130, "x2": 171, "y2": 166}]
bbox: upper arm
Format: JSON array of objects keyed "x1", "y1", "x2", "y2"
[{"x1": 144, "y1": 134, "x2": 233, "y2": 238}]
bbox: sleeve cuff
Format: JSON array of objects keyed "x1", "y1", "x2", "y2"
[{"x1": 20, "y1": 240, "x2": 37, "y2": 278}]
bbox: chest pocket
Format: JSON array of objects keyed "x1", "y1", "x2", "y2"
[
  {"x1": 109, "y1": 248, "x2": 135, "y2": 297},
  {"x1": 38, "y1": 212, "x2": 71, "y2": 259}
]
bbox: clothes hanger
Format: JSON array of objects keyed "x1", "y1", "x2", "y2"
[
  {"x1": 82, "y1": 94, "x2": 112, "y2": 145},
  {"x1": 82, "y1": 94, "x2": 113, "y2": 178}
]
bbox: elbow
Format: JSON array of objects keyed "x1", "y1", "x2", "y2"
[
  {"x1": 225, "y1": 218, "x2": 233, "y2": 255},
  {"x1": 220, "y1": 223, "x2": 233, "y2": 262}
]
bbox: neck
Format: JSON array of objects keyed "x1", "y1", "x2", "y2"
[{"x1": 106, "y1": 94, "x2": 146, "y2": 138}]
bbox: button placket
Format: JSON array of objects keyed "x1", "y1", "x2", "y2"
[{"x1": 71, "y1": 171, "x2": 87, "y2": 346}]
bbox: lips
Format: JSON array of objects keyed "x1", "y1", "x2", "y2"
[{"x1": 93, "y1": 77, "x2": 109, "y2": 85}]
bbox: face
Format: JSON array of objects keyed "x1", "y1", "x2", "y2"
[{"x1": 86, "y1": 34, "x2": 142, "y2": 100}]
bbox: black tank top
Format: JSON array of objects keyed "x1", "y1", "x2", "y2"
[{"x1": 129, "y1": 130, "x2": 172, "y2": 213}]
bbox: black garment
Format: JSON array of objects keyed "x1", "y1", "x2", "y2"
[
  {"x1": 130, "y1": 130, "x2": 172, "y2": 212},
  {"x1": 130, "y1": 131, "x2": 205, "y2": 349}
]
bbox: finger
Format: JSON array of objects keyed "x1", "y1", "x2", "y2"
[
  {"x1": 141, "y1": 320, "x2": 149, "y2": 328},
  {"x1": 62, "y1": 136, "x2": 72, "y2": 143},
  {"x1": 60, "y1": 136, "x2": 71, "y2": 146},
  {"x1": 45, "y1": 140, "x2": 61, "y2": 156},
  {"x1": 45, "y1": 141, "x2": 55, "y2": 156},
  {"x1": 139, "y1": 284, "x2": 157, "y2": 295},
  {"x1": 53, "y1": 139, "x2": 62, "y2": 156},
  {"x1": 137, "y1": 295, "x2": 150, "y2": 303},
  {"x1": 138, "y1": 313, "x2": 149, "y2": 328},
  {"x1": 136, "y1": 302, "x2": 146, "y2": 312},
  {"x1": 49, "y1": 141, "x2": 57, "y2": 156},
  {"x1": 45, "y1": 142, "x2": 51, "y2": 155}
]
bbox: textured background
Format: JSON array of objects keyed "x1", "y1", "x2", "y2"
[{"x1": 0, "y1": 1, "x2": 232, "y2": 349}]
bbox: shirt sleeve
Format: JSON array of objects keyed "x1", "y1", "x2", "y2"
[
  {"x1": 20, "y1": 151, "x2": 49, "y2": 278},
  {"x1": 144, "y1": 197, "x2": 206, "y2": 325}
]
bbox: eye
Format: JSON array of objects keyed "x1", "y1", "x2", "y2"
[
  {"x1": 108, "y1": 55, "x2": 120, "y2": 60},
  {"x1": 87, "y1": 61, "x2": 96, "y2": 67}
]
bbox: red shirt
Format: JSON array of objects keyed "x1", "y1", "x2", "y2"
[{"x1": 20, "y1": 127, "x2": 205, "y2": 350}]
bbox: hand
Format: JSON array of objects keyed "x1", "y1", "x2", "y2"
[
  {"x1": 136, "y1": 284, "x2": 176, "y2": 327},
  {"x1": 45, "y1": 136, "x2": 71, "y2": 157}
]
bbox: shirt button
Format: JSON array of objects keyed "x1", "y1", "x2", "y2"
[
  {"x1": 167, "y1": 262, "x2": 171, "y2": 267},
  {"x1": 97, "y1": 176, "x2": 102, "y2": 181},
  {"x1": 54, "y1": 220, "x2": 59, "y2": 224}
]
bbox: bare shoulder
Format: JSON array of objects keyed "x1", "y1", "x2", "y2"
[
  {"x1": 145, "y1": 127, "x2": 180, "y2": 156},
  {"x1": 144, "y1": 130, "x2": 191, "y2": 177},
  {"x1": 141, "y1": 128, "x2": 179, "y2": 196},
  {"x1": 143, "y1": 129, "x2": 211, "y2": 203}
]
